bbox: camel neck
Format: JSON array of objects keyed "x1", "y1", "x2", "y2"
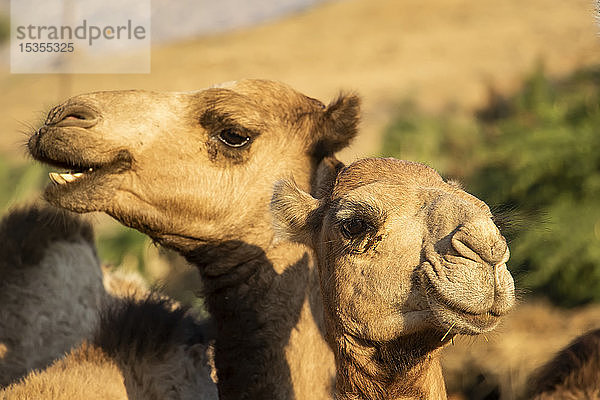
[
  {"x1": 335, "y1": 335, "x2": 447, "y2": 400},
  {"x1": 186, "y1": 240, "x2": 324, "y2": 400}
]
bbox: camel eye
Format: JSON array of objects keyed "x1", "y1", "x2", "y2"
[
  {"x1": 218, "y1": 129, "x2": 250, "y2": 148},
  {"x1": 341, "y1": 218, "x2": 369, "y2": 238}
]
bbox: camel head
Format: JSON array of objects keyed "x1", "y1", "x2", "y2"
[
  {"x1": 271, "y1": 158, "x2": 515, "y2": 349},
  {"x1": 29, "y1": 80, "x2": 360, "y2": 255}
]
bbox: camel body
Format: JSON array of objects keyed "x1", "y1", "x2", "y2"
[
  {"x1": 1, "y1": 295, "x2": 218, "y2": 400},
  {"x1": 0, "y1": 205, "x2": 216, "y2": 399},
  {"x1": 527, "y1": 328, "x2": 600, "y2": 400}
]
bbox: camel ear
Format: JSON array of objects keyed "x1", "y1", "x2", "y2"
[
  {"x1": 311, "y1": 93, "x2": 360, "y2": 157},
  {"x1": 271, "y1": 179, "x2": 320, "y2": 245},
  {"x1": 312, "y1": 156, "x2": 345, "y2": 199}
]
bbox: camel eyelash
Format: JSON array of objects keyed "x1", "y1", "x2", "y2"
[
  {"x1": 199, "y1": 110, "x2": 261, "y2": 138},
  {"x1": 333, "y1": 212, "x2": 381, "y2": 243},
  {"x1": 333, "y1": 201, "x2": 386, "y2": 229}
]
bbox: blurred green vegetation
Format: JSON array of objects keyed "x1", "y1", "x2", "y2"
[
  {"x1": 95, "y1": 225, "x2": 151, "y2": 273},
  {"x1": 0, "y1": 159, "x2": 152, "y2": 276},
  {"x1": 382, "y1": 65, "x2": 600, "y2": 307},
  {"x1": 0, "y1": 14, "x2": 9, "y2": 44}
]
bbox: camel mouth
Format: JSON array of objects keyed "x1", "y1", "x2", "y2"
[
  {"x1": 41, "y1": 155, "x2": 132, "y2": 213},
  {"x1": 45, "y1": 160, "x2": 102, "y2": 186},
  {"x1": 430, "y1": 296, "x2": 502, "y2": 336},
  {"x1": 43, "y1": 154, "x2": 131, "y2": 188},
  {"x1": 33, "y1": 149, "x2": 132, "y2": 187},
  {"x1": 47, "y1": 166, "x2": 102, "y2": 186},
  {"x1": 29, "y1": 125, "x2": 133, "y2": 186},
  {"x1": 46, "y1": 157, "x2": 128, "y2": 201},
  {"x1": 419, "y1": 263, "x2": 511, "y2": 336},
  {"x1": 28, "y1": 127, "x2": 133, "y2": 212}
]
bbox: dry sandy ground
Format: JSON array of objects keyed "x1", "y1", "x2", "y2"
[{"x1": 1, "y1": 0, "x2": 600, "y2": 163}]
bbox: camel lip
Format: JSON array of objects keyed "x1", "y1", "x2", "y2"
[
  {"x1": 426, "y1": 293, "x2": 502, "y2": 335},
  {"x1": 29, "y1": 129, "x2": 107, "y2": 172},
  {"x1": 419, "y1": 270, "x2": 503, "y2": 334},
  {"x1": 40, "y1": 155, "x2": 130, "y2": 185},
  {"x1": 40, "y1": 157, "x2": 104, "y2": 174},
  {"x1": 440, "y1": 303, "x2": 501, "y2": 335},
  {"x1": 28, "y1": 131, "x2": 133, "y2": 180},
  {"x1": 38, "y1": 150, "x2": 132, "y2": 200},
  {"x1": 444, "y1": 301, "x2": 501, "y2": 322}
]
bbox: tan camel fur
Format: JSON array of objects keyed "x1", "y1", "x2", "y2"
[
  {"x1": 271, "y1": 158, "x2": 516, "y2": 400},
  {"x1": 1, "y1": 342, "x2": 129, "y2": 400},
  {"x1": 526, "y1": 328, "x2": 600, "y2": 400},
  {"x1": 28, "y1": 79, "x2": 360, "y2": 399}
]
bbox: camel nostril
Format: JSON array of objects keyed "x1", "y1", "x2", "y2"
[
  {"x1": 490, "y1": 241, "x2": 510, "y2": 265},
  {"x1": 450, "y1": 234, "x2": 489, "y2": 267},
  {"x1": 451, "y1": 218, "x2": 509, "y2": 267},
  {"x1": 45, "y1": 104, "x2": 99, "y2": 128},
  {"x1": 64, "y1": 114, "x2": 85, "y2": 120}
]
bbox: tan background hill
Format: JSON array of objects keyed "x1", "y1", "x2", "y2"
[{"x1": 1, "y1": 0, "x2": 599, "y2": 163}]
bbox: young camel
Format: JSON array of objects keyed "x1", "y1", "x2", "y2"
[
  {"x1": 0, "y1": 205, "x2": 216, "y2": 399},
  {"x1": 271, "y1": 158, "x2": 516, "y2": 400},
  {"x1": 0, "y1": 204, "x2": 154, "y2": 388},
  {"x1": 526, "y1": 328, "x2": 600, "y2": 399},
  {"x1": 0, "y1": 204, "x2": 104, "y2": 387},
  {"x1": 27, "y1": 79, "x2": 360, "y2": 399},
  {"x1": 1, "y1": 294, "x2": 218, "y2": 400}
]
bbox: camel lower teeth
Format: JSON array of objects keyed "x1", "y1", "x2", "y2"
[{"x1": 49, "y1": 172, "x2": 84, "y2": 185}]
